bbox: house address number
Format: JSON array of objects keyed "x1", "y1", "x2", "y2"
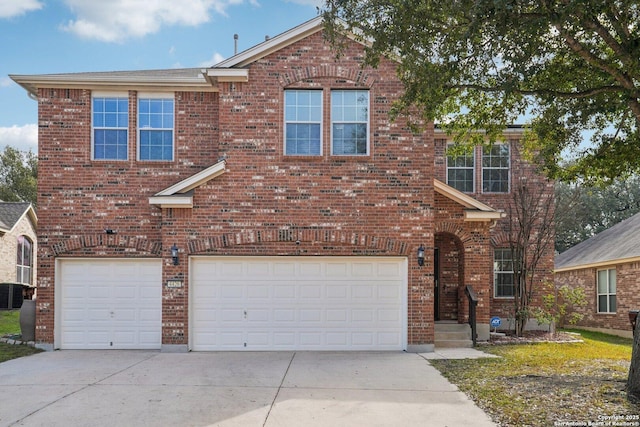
[{"x1": 166, "y1": 280, "x2": 183, "y2": 288}]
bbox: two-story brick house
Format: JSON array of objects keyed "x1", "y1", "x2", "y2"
[{"x1": 11, "y1": 17, "x2": 553, "y2": 351}]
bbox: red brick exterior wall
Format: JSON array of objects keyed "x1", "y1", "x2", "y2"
[
  {"x1": 33, "y1": 27, "x2": 553, "y2": 348},
  {"x1": 35, "y1": 31, "x2": 436, "y2": 348},
  {"x1": 433, "y1": 137, "x2": 555, "y2": 325},
  {"x1": 556, "y1": 264, "x2": 640, "y2": 334}
]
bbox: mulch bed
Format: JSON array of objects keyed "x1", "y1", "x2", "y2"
[{"x1": 481, "y1": 330, "x2": 583, "y2": 345}]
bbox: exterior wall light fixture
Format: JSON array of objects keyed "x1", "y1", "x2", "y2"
[
  {"x1": 171, "y1": 243, "x2": 179, "y2": 266},
  {"x1": 417, "y1": 244, "x2": 425, "y2": 267}
]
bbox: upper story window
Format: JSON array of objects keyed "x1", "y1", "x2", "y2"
[
  {"x1": 92, "y1": 95, "x2": 128, "y2": 160},
  {"x1": 331, "y1": 90, "x2": 369, "y2": 155},
  {"x1": 138, "y1": 95, "x2": 174, "y2": 161},
  {"x1": 597, "y1": 268, "x2": 616, "y2": 313},
  {"x1": 16, "y1": 235, "x2": 32, "y2": 286},
  {"x1": 482, "y1": 144, "x2": 510, "y2": 193},
  {"x1": 446, "y1": 144, "x2": 475, "y2": 193},
  {"x1": 284, "y1": 90, "x2": 322, "y2": 155},
  {"x1": 494, "y1": 248, "x2": 515, "y2": 298}
]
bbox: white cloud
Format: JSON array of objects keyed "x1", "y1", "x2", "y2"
[
  {"x1": 61, "y1": 0, "x2": 251, "y2": 43},
  {"x1": 0, "y1": 0, "x2": 43, "y2": 19},
  {"x1": 0, "y1": 124, "x2": 38, "y2": 153},
  {"x1": 284, "y1": 0, "x2": 323, "y2": 7},
  {"x1": 199, "y1": 52, "x2": 226, "y2": 67},
  {"x1": 0, "y1": 77, "x2": 13, "y2": 88}
]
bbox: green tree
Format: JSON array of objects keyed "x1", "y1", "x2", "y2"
[
  {"x1": 0, "y1": 146, "x2": 38, "y2": 206},
  {"x1": 322, "y1": 1, "x2": 640, "y2": 182},
  {"x1": 555, "y1": 175, "x2": 640, "y2": 252}
]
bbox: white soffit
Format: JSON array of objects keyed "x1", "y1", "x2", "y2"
[
  {"x1": 434, "y1": 179, "x2": 504, "y2": 222},
  {"x1": 149, "y1": 160, "x2": 226, "y2": 208}
]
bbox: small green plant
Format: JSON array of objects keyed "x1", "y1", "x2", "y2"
[{"x1": 533, "y1": 282, "x2": 587, "y2": 334}]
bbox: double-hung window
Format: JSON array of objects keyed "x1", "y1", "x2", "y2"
[
  {"x1": 597, "y1": 269, "x2": 616, "y2": 313},
  {"x1": 331, "y1": 90, "x2": 369, "y2": 155},
  {"x1": 138, "y1": 95, "x2": 175, "y2": 161},
  {"x1": 284, "y1": 90, "x2": 322, "y2": 155},
  {"x1": 92, "y1": 95, "x2": 128, "y2": 160},
  {"x1": 494, "y1": 248, "x2": 515, "y2": 298},
  {"x1": 446, "y1": 144, "x2": 475, "y2": 193},
  {"x1": 482, "y1": 144, "x2": 510, "y2": 193},
  {"x1": 16, "y1": 235, "x2": 32, "y2": 286}
]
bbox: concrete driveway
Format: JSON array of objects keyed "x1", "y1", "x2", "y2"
[{"x1": 0, "y1": 350, "x2": 496, "y2": 427}]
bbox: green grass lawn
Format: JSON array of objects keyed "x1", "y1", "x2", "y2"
[
  {"x1": 0, "y1": 310, "x2": 21, "y2": 336},
  {"x1": 0, "y1": 309, "x2": 42, "y2": 362},
  {"x1": 431, "y1": 329, "x2": 639, "y2": 427}
]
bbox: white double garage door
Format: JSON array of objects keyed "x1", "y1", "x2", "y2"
[{"x1": 58, "y1": 257, "x2": 407, "y2": 351}]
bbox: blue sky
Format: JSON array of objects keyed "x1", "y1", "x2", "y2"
[{"x1": 0, "y1": 0, "x2": 321, "y2": 152}]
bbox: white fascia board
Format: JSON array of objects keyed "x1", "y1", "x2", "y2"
[
  {"x1": 213, "y1": 17, "x2": 324, "y2": 68},
  {"x1": 434, "y1": 179, "x2": 498, "y2": 212},
  {"x1": 204, "y1": 68, "x2": 249, "y2": 82},
  {"x1": 154, "y1": 160, "x2": 227, "y2": 197},
  {"x1": 148, "y1": 195, "x2": 193, "y2": 209},
  {"x1": 464, "y1": 210, "x2": 505, "y2": 221}
]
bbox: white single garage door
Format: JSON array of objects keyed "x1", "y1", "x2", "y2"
[
  {"x1": 191, "y1": 257, "x2": 407, "y2": 351},
  {"x1": 58, "y1": 259, "x2": 162, "y2": 349}
]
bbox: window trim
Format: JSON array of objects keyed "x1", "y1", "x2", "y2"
[
  {"x1": 597, "y1": 268, "x2": 617, "y2": 313},
  {"x1": 330, "y1": 89, "x2": 370, "y2": 156},
  {"x1": 482, "y1": 143, "x2": 511, "y2": 193},
  {"x1": 283, "y1": 89, "x2": 323, "y2": 156},
  {"x1": 137, "y1": 92, "x2": 175, "y2": 162},
  {"x1": 446, "y1": 144, "x2": 475, "y2": 193},
  {"x1": 91, "y1": 92, "x2": 129, "y2": 161},
  {"x1": 493, "y1": 248, "x2": 515, "y2": 299},
  {"x1": 16, "y1": 235, "x2": 32, "y2": 286}
]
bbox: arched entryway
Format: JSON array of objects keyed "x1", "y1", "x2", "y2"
[{"x1": 434, "y1": 232, "x2": 464, "y2": 321}]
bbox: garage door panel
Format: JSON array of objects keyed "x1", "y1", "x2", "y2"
[
  {"x1": 59, "y1": 259, "x2": 161, "y2": 350},
  {"x1": 191, "y1": 257, "x2": 406, "y2": 351}
]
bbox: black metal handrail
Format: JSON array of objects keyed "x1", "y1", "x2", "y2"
[{"x1": 465, "y1": 285, "x2": 478, "y2": 346}]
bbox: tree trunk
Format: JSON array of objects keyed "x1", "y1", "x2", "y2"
[{"x1": 628, "y1": 323, "x2": 640, "y2": 401}]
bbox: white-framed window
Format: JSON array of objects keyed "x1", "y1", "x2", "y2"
[
  {"x1": 482, "y1": 144, "x2": 510, "y2": 193},
  {"x1": 16, "y1": 235, "x2": 32, "y2": 285},
  {"x1": 494, "y1": 248, "x2": 515, "y2": 298},
  {"x1": 138, "y1": 94, "x2": 175, "y2": 161},
  {"x1": 446, "y1": 144, "x2": 475, "y2": 193},
  {"x1": 92, "y1": 94, "x2": 128, "y2": 160},
  {"x1": 331, "y1": 90, "x2": 369, "y2": 155},
  {"x1": 284, "y1": 90, "x2": 322, "y2": 155},
  {"x1": 597, "y1": 268, "x2": 616, "y2": 313}
]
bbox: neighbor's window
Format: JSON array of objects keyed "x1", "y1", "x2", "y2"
[
  {"x1": 482, "y1": 144, "x2": 510, "y2": 193},
  {"x1": 284, "y1": 90, "x2": 322, "y2": 155},
  {"x1": 138, "y1": 95, "x2": 174, "y2": 161},
  {"x1": 331, "y1": 90, "x2": 369, "y2": 155},
  {"x1": 597, "y1": 268, "x2": 616, "y2": 313},
  {"x1": 16, "y1": 235, "x2": 32, "y2": 285},
  {"x1": 446, "y1": 144, "x2": 475, "y2": 193},
  {"x1": 92, "y1": 95, "x2": 128, "y2": 160},
  {"x1": 494, "y1": 248, "x2": 515, "y2": 298}
]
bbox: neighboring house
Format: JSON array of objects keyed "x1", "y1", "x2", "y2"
[
  {"x1": 10, "y1": 17, "x2": 553, "y2": 351},
  {"x1": 555, "y1": 211, "x2": 640, "y2": 338},
  {"x1": 0, "y1": 202, "x2": 37, "y2": 307}
]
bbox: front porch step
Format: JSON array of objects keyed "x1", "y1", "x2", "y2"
[{"x1": 435, "y1": 322, "x2": 473, "y2": 348}]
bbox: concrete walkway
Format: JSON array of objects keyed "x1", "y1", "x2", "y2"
[{"x1": 0, "y1": 349, "x2": 497, "y2": 427}]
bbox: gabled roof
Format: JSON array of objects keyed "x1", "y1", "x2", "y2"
[
  {"x1": 10, "y1": 17, "x2": 332, "y2": 97},
  {"x1": 0, "y1": 202, "x2": 37, "y2": 234},
  {"x1": 555, "y1": 211, "x2": 640, "y2": 272},
  {"x1": 149, "y1": 160, "x2": 227, "y2": 208},
  {"x1": 433, "y1": 179, "x2": 504, "y2": 221},
  {"x1": 213, "y1": 17, "x2": 325, "y2": 69}
]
